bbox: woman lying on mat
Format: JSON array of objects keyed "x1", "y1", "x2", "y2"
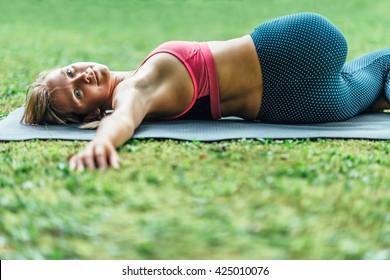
[{"x1": 23, "y1": 13, "x2": 390, "y2": 170}]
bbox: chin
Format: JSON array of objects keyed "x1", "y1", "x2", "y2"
[
  {"x1": 103, "y1": 66, "x2": 111, "y2": 78},
  {"x1": 97, "y1": 66, "x2": 110, "y2": 86}
]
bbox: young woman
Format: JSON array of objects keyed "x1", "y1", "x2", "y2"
[{"x1": 23, "y1": 13, "x2": 390, "y2": 170}]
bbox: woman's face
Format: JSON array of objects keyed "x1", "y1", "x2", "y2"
[{"x1": 45, "y1": 62, "x2": 112, "y2": 117}]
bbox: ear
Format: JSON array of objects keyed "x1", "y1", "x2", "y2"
[{"x1": 83, "y1": 108, "x2": 101, "y2": 122}]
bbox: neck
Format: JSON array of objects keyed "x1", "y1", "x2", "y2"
[{"x1": 101, "y1": 70, "x2": 134, "y2": 112}]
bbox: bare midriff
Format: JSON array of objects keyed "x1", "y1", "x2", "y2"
[{"x1": 207, "y1": 35, "x2": 263, "y2": 120}]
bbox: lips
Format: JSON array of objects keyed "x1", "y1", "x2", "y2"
[{"x1": 92, "y1": 68, "x2": 99, "y2": 86}]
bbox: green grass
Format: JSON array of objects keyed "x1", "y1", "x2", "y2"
[{"x1": 1, "y1": 0, "x2": 390, "y2": 259}]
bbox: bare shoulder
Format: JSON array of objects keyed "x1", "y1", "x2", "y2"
[{"x1": 113, "y1": 53, "x2": 194, "y2": 119}]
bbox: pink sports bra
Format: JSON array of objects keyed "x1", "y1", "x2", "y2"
[{"x1": 135, "y1": 41, "x2": 221, "y2": 120}]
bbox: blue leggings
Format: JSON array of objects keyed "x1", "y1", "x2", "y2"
[{"x1": 250, "y1": 13, "x2": 390, "y2": 123}]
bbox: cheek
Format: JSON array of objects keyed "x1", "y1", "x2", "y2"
[
  {"x1": 101, "y1": 72, "x2": 109, "y2": 86},
  {"x1": 84, "y1": 87, "x2": 107, "y2": 103},
  {"x1": 99, "y1": 82, "x2": 110, "y2": 97}
]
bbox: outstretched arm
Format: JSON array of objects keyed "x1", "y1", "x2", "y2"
[
  {"x1": 69, "y1": 53, "x2": 193, "y2": 171},
  {"x1": 69, "y1": 83, "x2": 149, "y2": 171}
]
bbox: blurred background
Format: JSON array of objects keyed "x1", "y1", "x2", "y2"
[{"x1": 1, "y1": 0, "x2": 390, "y2": 260}]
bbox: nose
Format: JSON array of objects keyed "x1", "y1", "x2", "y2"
[{"x1": 75, "y1": 69, "x2": 92, "y2": 84}]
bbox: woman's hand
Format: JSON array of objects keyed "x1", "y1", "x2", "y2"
[{"x1": 69, "y1": 139, "x2": 120, "y2": 171}]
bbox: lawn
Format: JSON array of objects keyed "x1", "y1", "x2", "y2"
[{"x1": 0, "y1": 0, "x2": 389, "y2": 259}]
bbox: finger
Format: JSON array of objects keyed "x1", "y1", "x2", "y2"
[
  {"x1": 67, "y1": 153, "x2": 75, "y2": 161},
  {"x1": 109, "y1": 150, "x2": 120, "y2": 169},
  {"x1": 76, "y1": 158, "x2": 85, "y2": 172},
  {"x1": 82, "y1": 156, "x2": 96, "y2": 170},
  {"x1": 69, "y1": 156, "x2": 77, "y2": 171},
  {"x1": 69, "y1": 154, "x2": 84, "y2": 171},
  {"x1": 94, "y1": 145, "x2": 108, "y2": 170},
  {"x1": 83, "y1": 148, "x2": 96, "y2": 170}
]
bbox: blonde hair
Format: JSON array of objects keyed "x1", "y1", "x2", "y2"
[{"x1": 22, "y1": 69, "x2": 84, "y2": 126}]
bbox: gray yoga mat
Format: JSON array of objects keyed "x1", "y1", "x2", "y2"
[{"x1": 1, "y1": 107, "x2": 390, "y2": 141}]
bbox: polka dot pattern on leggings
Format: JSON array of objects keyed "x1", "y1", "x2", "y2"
[{"x1": 250, "y1": 13, "x2": 390, "y2": 123}]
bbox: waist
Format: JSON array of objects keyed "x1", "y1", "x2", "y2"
[{"x1": 207, "y1": 35, "x2": 264, "y2": 119}]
